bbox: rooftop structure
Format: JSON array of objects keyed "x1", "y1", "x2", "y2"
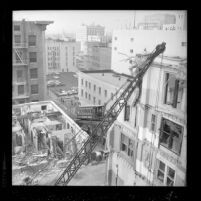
[{"x1": 12, "y1": 100, "x2": 88, "y2": 185}]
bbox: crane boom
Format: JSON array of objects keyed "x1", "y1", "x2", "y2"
[{"x1": 55, "y1": 42, "x2": 166, "y2": 185}]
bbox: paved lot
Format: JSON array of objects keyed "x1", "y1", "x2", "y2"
[
  {"x1": 47, "y1": 72, "x2": 78, "y2": 91},
  {"x1": 69, "y1": 160, "x2": 107, "y2": 186}
]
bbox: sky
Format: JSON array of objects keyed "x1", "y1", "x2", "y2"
[{"x1": 13, "y1": 10, "x2": 182, "y2": 35}]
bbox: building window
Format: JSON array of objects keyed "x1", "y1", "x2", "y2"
[
  {"x1": 111, "y1": 93, "x2": 114, "y2": 100},
  {"x1": 30, "y1": 68, "x2": 38, "y2": 79},
  {"x1": 31, "y1": 84, "x2": 39, "y2": 95},
  {"x1": 16, "y1": 70, "x2": 23, "y2": 82},
  {"x1": 104, "y1": 90, "x2": 107, "y2": 97},
  {"x1": 85, "y1": 81, "x2": 88, "y2": 87},
  {"x1": 120, "y1": 133, "x2": 134, "y2": 158},
  {"x1": 28, "y1": 35, "x2": 36, "y2": 46},
  {"x1": 121, "y1": 134, "x2": 128, "y2": 152},
  {"x1": 124, "y1": 103, "x2": 130, "y2": 121},
  {"x1": 114, "y1": 37, "x2": 117, "y2": 40},
  {"x1": 166, "y1": 166, "x2": 175, "y2": 186},
  {"x1": 164, "y1": 73, "x2": 184, "y2": 109},
  {"x1": 89, "y1": 94, "x2": 91, "y2": 100},
  {"x1": 114, "y1": 47, "x2": 117, "y2": 51},
  {"x1": 18, "y1": 85, "x2": 24, "y2": 95},
  {"x1": 99, "y1": 87, "x2": 101, "y2": 95},
  {"x1": 14, "y1": 25, "x2": 20, "y2": 31},
  {"x1": 14, "y1": 35, "x2": 21, "y2": 44},
  {"x1": 81, "y1": 89, "x2": 83, "y2": 96},
  {"x1": 93, "y1": 97, "x2": 96, "y2": 104},
  {"x1": 81, "y1": 79, "x2": 83, "y2": 85},
  {"x1": 157, "y1": 160, "x2": 165, "y2": 183},
  {"x1": 89, "y1": 82, "x2": 91, "y2": 89},
  {"x1": 157, "y1": 160, "x2": 175, "y2": 186},
  {"x1": 94, "y1": 84, "x2": 96, "y2": 92},
  {"x1": 41, "y1": 105, "x2": 47, "y2": 110},
  {"x1": 134, "y1": 107, "x2": 138, "y2": 128},
  {"x1": 151, "y1": 114, "x2": 157, "y2": 132},
  {"x1": 181, "y1": 42, "x2": 187, "y2": 47},
  {"x1": 85, "y1": 92, "x2": 87, "y2": 99},
  {"x1": 98, "y1": 100, "x2": 101, "y2": 105},
  {"x1": 130, "y1": 38, "x2": 134, "y2": 42},
  {"x1": 159, "y1": 118, "x2": 183, "y2": 155},
  {"x1": 29, "y1": 52, "x2": 37, "y2": 63},
  {"x1": 130, "y1": 49, "x2": 133, "y2": 53}
]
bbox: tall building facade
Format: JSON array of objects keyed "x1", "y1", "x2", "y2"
[
  {"x1": 77, "y1": 70, "x2": 132, "y2": 108},
  {"x1": 86, "y1": 43, "x2": 112, "y2": 70},
  {"x1": 111, "y1": 29, "x2": 187, "y2": 75},
  {"x1": 76, "y1": 24, "x2": 105, "y2": 54},
  {"x1": 104, "y1": 26, "x2": 187, "y2": 186},
  {"x1": 12, "y1": 20, "x2": 53, "y2": 104},
  {"x1": 105, "y1": 55, "x2": 186, "y2": 186},
  {"x1": 46, "y1": 39, "x2": 81, "y2": 74}
]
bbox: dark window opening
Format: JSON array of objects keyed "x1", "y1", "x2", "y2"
[
  {"x1": 159, "y1": 118, "x2": 183, "y2": 155},
  {"x1": 164, "y1": 73, "x2": 184, "y2": 109},
  {"x1": 18, "y1": 85, "x2": 24, "y2": 95},
  {"x1": 29, "y1": 52, "x2": 37, "y2": 62},
  {"x1": 14, "y1": 25, "x2": 20, "y2": 31},
  {"x1": 124, "y1": 103, "x2": 130, "y2": 121},
  {"x1": 41, "y1": 105, "x2": 47, "y2": 110},
  {"x1": 120, "y1": 133, "x2": 134, "y2": 158},
  {"x1": 31, "y1": 84, "x2": 38, "y2": 94},
  {"x1": 30, "y1": 68, "x2": 38, "y2": 79},
  {"x1": 28, "y1": 35, "x2": 36, "y2": 46},
  {"x1": 151, "y1": 114, "x2": 157, "y2": 132}
]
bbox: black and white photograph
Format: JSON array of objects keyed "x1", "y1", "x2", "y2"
[{"x1": 12, "y1": 10, "x2": 187, "y2": 187}]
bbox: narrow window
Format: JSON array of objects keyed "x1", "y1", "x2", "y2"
[
  {"x1": 104, "y1": 90, "x2": 107, "y2": 97},
  {"x1": 30, "y1": 68, "x2": 38, "y2": 79},
  {"x1": 28, "y1": 35, "x2": 36, "y2": 46},
  {"x1": 157, "y1": 160, "x2": 165, "y2": 183},
  {"x1": 124, "y1": 103, "x2": 130, "y2": 121},
  {"x1": 151, "y1": 114, "x2": 156, "y2": 132},
  {"x1": 31, "y1": 84, "x2": 38, "y2": 94},
  {"x1": 18, "y1": 85, "x2": 24, "y2": 95},
  {"x1": 29, "y1": 52, "x2": 37, "y2": 62}
]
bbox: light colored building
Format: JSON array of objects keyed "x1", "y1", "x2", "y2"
[
  {"x1": 105, "y1": 55, "x2": 186, "y2": 186},
  {"x1": 163, "y1": 11, "x2": 187, "y2": 31},
  {"x1": 76, "y1": 24, "x2": 105, "y2": 54},
  {"x1": 12, "y1": 100, "x2": 88, "y2": 156},
  {"x1": 111, "y1": 29, "x2": 187, "y2": 75},
  {"x1": 46, "y1": 39, "x2": 81, "y2": 74},
  {"x1": 12, "y1": 20, "x2": 53, "y2": 104},
  {"x1": 77, "y1": 70, "x2": 133, "y2": 110},
  {"x1": 86, "y1": 43, "x2": 112, "y2": 70},
  {"x1": 139, "y1": 13, "x2": 176, "y2": 30}
]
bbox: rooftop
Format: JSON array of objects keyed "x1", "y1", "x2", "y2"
[
  {"x1": 47, "y1": 72, "x2": 78, "y2": 92},
  {"x1": 80, "y1": 70, "x2": 133, "y2": 87}
]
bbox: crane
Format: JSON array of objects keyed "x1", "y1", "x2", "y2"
[{"x1": 55, "y1": 42, "x2": 166, "y2": 186}]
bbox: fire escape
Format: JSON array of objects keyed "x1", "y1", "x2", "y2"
[{"x1": 13, "y1": 20, "x2": 29, "y2": 103}]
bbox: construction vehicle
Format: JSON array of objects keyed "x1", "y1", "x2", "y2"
[{"x1": 54, "y1": 42, "x2": 166, "y2": 186}]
